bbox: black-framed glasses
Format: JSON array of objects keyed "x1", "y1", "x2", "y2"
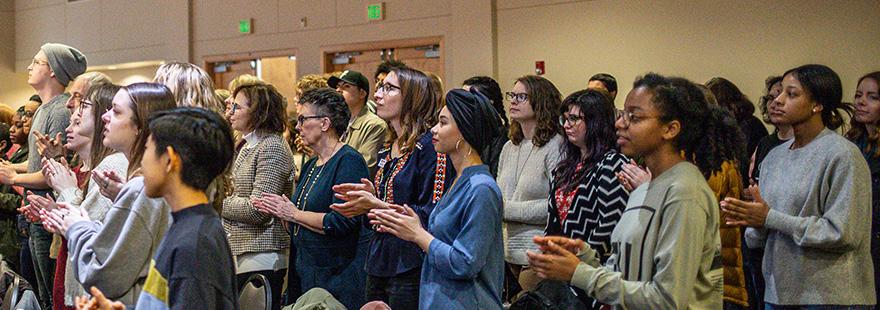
[
  {"x1": 559, "y1": 114, "x2": 583, "y2": 126},
  {"x1": 377, "y1": 82, "x2": 401, "y2": 94},
  {"x1": 76, "y1": 99, "x2": 94, "y2": 116},
  {"x1": 505, "y1": 92, "x2": 529, "y2": 103},
  {"x1": 297, "y1": 114, "x2": 328, "y2": 124}
]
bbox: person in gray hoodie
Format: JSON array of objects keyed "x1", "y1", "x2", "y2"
[
  {"x1": 723, "y1": 65, "x2": 875, "y2": 308},
  {"x1": 527, "y1": 74, "x2": 724, "y2": 309},
  {"x1": 39, "y1": 83, "x2": 178, "y2": 306}
]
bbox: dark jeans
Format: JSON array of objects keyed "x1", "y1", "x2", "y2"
[
  {"x1": 17, "y1": 216, "x2": 36, "y2": 298},
  {"x1": 366, "y1": 268, "x2": 421, "y2": 310},
  {"x1": 29, "y1": 223, "x2": 55, "y2": 310},
  {"x1": 237, "y1": 269, "x2": 287, "y2": 310}
]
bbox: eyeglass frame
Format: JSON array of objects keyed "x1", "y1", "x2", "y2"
[
  {"x1": 76, "y1": 98, "x2": 94, "y2": 116},
  {"x1": 617, "y1": 110, "x2": 661, "y2": 127},
  {"x1": 297, "y1": 114, "x2": 328, "y2": 124},
  {"x1": 376, "y1": 82, "x2": 401, "y2": 94},
  {"x1": 559, "y1": 114, "x2": 584, "y2": 127},
  {"x1": 505, "y1": 92, "x2": 529, "y2": 103},
  {"x1": 30, "y1": 58, "x2": 49, "y2": 67}
]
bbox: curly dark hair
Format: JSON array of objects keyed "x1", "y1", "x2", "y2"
[
  {"x1": 846, "y1": 71, "x2": 880, "y2": 158},
  {"x1": 509, "y1": 75, "x2": 563, "y2": 147},
  {"x1": 759, "y1": 75, "x2": 783, "y2": 124},
  {"x1": 553, "y1": 89, "x2": 618, "y2": 191},
  {"x1": 463, "y1": 76, "x2": 509, "y2": 128},
  {"x1": 783, "y1": 64, "x2": 853, "y2": 131},
  {"x1": 232, "y1": 84, "x2": 287, "y2": 135},
  {"x1": 635, "y1": 73, "x2": 745, "y2": 178},
  {"x1": 706, "y1": 77, "x2": 756, "y2": 122},
  {"x1": 298, "y1": 87, "x2": 351, "y2": 137}
]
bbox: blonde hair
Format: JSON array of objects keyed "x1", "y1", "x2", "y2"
[
  {"x1": 153, "y1": 62, "x2": 224, "y2": 114},
  {"x1": 0, "y1": 104, "x2": 13, "y2": 125},
  {"x1": 76, "y1": 71, "x2": 113, "y2": 88},
  {"x1": 228, "y1": 74, "x2": 264, "y2": 93},
  {"x1": 296, "y1": 74, "x2": 329, "y2": 94}
]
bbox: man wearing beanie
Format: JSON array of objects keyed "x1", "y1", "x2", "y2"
[
  {"x1": 329, "y1": 70, "x2": 387, "y2": 177},
  {"x1": 0, "y1": 43, "x2": 86, "y2": 309}
]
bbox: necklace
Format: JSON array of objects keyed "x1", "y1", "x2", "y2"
[
  {"x1": 513, "y1": 140, "x2": 535, "y2": 185},
  {"x1": 293, "y1": 160, "x2": 325, "y2": 236}
]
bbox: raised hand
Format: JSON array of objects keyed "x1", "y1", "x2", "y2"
[
  {"x1": 615, "y1": 160, "x2": 651, "y2": 192},
  {"x1": 35, "y1": 131, "x2": 65, "y2": 160},
  {"x1": 721, "y1": 185, "x2": 769, "y2": 227},
  {"x1": 93, "y1": 170, "x2": 125, "y2": 201}
]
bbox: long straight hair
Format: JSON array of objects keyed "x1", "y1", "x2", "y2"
[
  {"x1": 81, "y1": 83, "x2": 121, "y2": 200},
  {"x1": 388, "y1": 67, "x2": 439, "y2": 153},
  {"x1": 122, "y1": 83, "x2": 177, "y2": 176}
]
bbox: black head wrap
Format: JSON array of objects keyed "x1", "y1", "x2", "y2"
[{"x1": 445, "y1": 88, "x2": 502, "y2": 158}]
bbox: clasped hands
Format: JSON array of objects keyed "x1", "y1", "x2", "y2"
[{"x1": 720, "y1": 185, "x2": 770, "y2": 228}]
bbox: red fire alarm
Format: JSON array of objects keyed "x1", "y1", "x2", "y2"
[{"x1": 535, "y1": 61, "x2": 545, "y2": 75}]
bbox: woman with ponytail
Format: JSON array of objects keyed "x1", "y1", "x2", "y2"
[{"x1": 723, "y1": 65, "x2": 874, "y2": 308}]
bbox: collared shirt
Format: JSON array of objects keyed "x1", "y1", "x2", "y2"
[{"x1": 340, "y1": 105, "x2": 387, "y2": 176}]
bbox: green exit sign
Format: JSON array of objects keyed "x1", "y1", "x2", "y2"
[
  {"x1": 239, "y1": 19, "x2": 252, "y2": 34},
  {"x1": 367, "y1": 3, "x2": 384, "y2": 21}
]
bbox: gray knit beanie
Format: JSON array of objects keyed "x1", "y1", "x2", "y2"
[{"x1": 40, "y1": 43, "x2": 87, "y2": 87}]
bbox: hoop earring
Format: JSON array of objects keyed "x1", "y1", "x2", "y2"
[
  {"x1": 466, "y1": 145, "x2": 473, "y2": 157},
  {"x1": 455, "y1": 139, "x2": 463, "y2": 152}
]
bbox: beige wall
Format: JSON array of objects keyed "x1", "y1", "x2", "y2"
[
  {"x1": 6, "y1": 0, "x2": 879, "y2": 115},
  {"x1": 497, "y1": 0, "x2": 880, "y2": 109},
  {"x1": 98, "y1": 65, "x2": 161, "y2": 86},
  {"x1": 192, "y1": 0, "x2": 494, "y2": 87},
  {"x1": 0, "y1": 0, "x2": 29, "y2": 110}
]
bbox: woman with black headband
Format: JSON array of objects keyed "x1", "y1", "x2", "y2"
[{"x1": 369, "y1": 88, "x2": 504, "y2": 309}]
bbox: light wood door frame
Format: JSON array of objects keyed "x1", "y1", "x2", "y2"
[
  {"x1": 321, "y1": 36, "x2": 444, "y2": 78},
  {"x1": 202, "y1": 48, "x2": 300, "y2": 76}
]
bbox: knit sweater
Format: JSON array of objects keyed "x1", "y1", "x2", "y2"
[
  {"x1": 222, "y1": 133, "x2": 293, "y2": 256},
  {"x1": 66, "y1": 176, "x2": 170, "y2": 305},
  {"x1": 747, "y1": 129, "x2": 875, "y2": 305},
  {"x1": 497, "y1": 135, "x2": 563, "y2": 265},
  {"x1": 56, "y1": 153, "x2": 129, "y2": 306}
]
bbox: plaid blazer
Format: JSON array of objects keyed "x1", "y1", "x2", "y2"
[{"x1": 223, "y1": 133, "x2": 294, "y2": 255}]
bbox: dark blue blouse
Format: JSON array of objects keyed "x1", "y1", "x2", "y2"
[
  {"x1": 288, "y1": 145, "x2": 371, "y2": 309},
  {"x1": 368, "y1": 132, "x2": 456, "y2": 277}
]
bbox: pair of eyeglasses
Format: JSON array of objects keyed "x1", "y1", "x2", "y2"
[
  {"x1": 505, "y1": 92, "x2": 529, "y2": 103},
  {"x1": 297, "y1": 114, "x2": 327, "y2": 124},
  {"x1": 617, "y1": 111, "x2": 659, "y2": 126},
  {"x1": 76, "y1": 99, "x2": 94, "y2": 116},
  {"x1": 559, "y1": 115, "x2": 583, "y2": 126},
  {"x1": 377, "y1": 82, "x2": 401, "y2": 94},
  {"x1": 30, "y1": 59, "x2": 49, "y2": 67}
]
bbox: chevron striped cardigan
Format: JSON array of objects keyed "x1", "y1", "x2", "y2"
[{"x1": 545, "y1": 150, "x2": 629, "y2": 262}]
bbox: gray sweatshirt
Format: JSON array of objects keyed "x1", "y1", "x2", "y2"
[
  {"x1": 66, "y1": 176, "x2": 170, "y2": 305},
  {"x1": 748, "y1": 129, "x2": 875, "y2": 305},
  {"x1": 570, "y1": 162, "x2": 723, "y2": 309}
]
